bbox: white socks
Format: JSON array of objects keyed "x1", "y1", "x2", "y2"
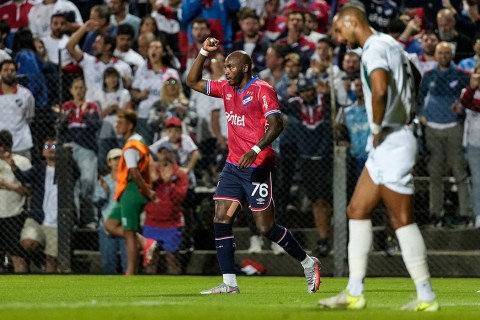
[
  {"x1": 346, "y1": 219, "x2": 372, "y2": 296},
  {"x1": 396, "y1": 223, "x2": 435, "y2": 302},
  {"x1": 223, "y1": 274, "x2": 238, "y2": 287},
  {"x1": 301, "y1": 255, "x2": 315, "y2": 269}
]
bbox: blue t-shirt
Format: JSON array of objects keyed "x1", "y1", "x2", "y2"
[{"x1": 345, "y1": 103, "x2": 370, "y2": 160}]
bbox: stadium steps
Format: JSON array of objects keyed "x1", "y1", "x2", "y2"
[{"x1": 72, "y1": 227, "x2": 480, "y2": 276}]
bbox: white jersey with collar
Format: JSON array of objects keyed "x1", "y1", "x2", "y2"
[{"x1": 360, "y1": 32, "x2": 415, "y2": 129}]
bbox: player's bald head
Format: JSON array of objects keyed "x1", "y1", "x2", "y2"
[
  {"x1": 226, "y1": 50, "x2": 253, "y2": 73},
  {"x1": 337, "y1": 3, "x2": 368, "y2": 25}
]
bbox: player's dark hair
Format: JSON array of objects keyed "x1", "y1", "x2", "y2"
[{"x1": 118, "y1": 109, "x2": 137, "y2": 129}]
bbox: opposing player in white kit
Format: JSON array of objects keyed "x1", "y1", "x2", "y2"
[
  {"x1": 186, "y1": 37, "x2": 320, "y2": 295},
  {"x1": 318, "y1": 5, "x2": 439, "y2": 311}
]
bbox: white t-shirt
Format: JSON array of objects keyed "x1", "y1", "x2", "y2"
[
  {"x1": 114, "y1": 48, "x2": 145, "y2": 73},
  {"x1": 41, "y1": 34, "x2": 74, "y2": 66},
  {"x1": 124, "y1": 133, "x2": 143, "y2": 168},
  {"x1": 79, "y1": 53, "x2": 133, "y2": 101},
  {"x1": 132, "y1": 65, "x2": 179, "y2": 118},
  {"x1": 0, "y1": 154, "x2": 32, "y2": 218},
  {"x1": 0, "y1": 85, "x2": 35, "y2": 152},
  {"x1": 42, "y1": 165, "x2": 58, "y2": 227},
  {"x1": 361, "y1": 32, "x2": 414, "y2": 131},
  {"x1": 28, "y1": 0, "x2": 83, "y2": 38},
  {"x1": 0, "y1": 49, "x2": 11, "y2": 64},
  {"x1": 92, "y1": 89, "x2": 131, "y2": 138}
]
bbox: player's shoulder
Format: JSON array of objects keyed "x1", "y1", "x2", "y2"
[{"x1": 252, "y1": 78, "x2": 275, "y2": 92}]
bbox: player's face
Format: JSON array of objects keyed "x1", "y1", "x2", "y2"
[
  {"x1": 224, "y1": 56, "x2": 244, "y2": 87},
  {"x1": 333, "y1": 17, "x2": 359, "y2": 49}
]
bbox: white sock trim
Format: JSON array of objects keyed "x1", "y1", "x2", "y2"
[
  {"x1": 348, "y1": 219, "x2": 373, "y2": 280},
  {"x1": 223, "y1": 273, "x2": 238, "y2": 287}
]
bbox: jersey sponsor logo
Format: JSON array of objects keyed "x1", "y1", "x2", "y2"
[
  {"x1": 242, "y1": 95, "x2": 253, "y2": 106},
  {"x1": 226, "y1": 111, "x2": 245, "y2": 126},
  {"x1": 262, "y1": 95, "x2": 269, "y2": 110},
  {"x1": 226, "y1": 93, "x2": 232, "y2": 100}
]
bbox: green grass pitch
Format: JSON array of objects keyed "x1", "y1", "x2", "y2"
[{"x1": 0, "y1": 276, "x2": 478, "y2": 320}]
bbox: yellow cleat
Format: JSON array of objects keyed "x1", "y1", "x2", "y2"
[
  {"x1": 318, "y1": 290, "x2": 366, "y2": 310},
  {"x1": 401, "y1": 299, "x2": 440, "y2": 311}
]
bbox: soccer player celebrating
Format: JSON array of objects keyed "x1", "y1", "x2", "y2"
[
  {"x1": 186, "y1": 38, "x2": 321, "y2": 294},
  {"x1": 318, "y1": 5, "x2": 439, "y2": 311}
]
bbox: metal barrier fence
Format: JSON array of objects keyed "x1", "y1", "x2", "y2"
[{"x1": 0, "y1": 63, "x2": 479, "y2": 277}]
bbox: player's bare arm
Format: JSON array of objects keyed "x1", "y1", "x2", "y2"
[
  {"x1": 237, "y1": 113, "x2": 284, "y2": 169},
  {"x1": 128, "y1": 167, "x2": 156, "y2": 201},
  {"x1": 370, "y1": 69, "x2": 388, "y2": 147},
  {"x1": 186, "y1": 37, "x2": 220, "y2": 94}
]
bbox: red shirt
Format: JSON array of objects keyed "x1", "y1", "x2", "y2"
[
  {"x1": 144, "y1": 163, "x2": 189, "y2": 228},
  {"x1": 261, "y1": 15, "x2": 287, "y2": 42},
  {"x1": 284, "y1": 0, "x2": 330, "y2": 33},
  {"x1": 207, "y1": 76, "x2": 281, "y2": 168},
  {"x1": 61, "y1": 100, "x2": 99, "y2": 127},
  {"x1": 0, "y1": 0, "x2": 33, "y2": 32}
]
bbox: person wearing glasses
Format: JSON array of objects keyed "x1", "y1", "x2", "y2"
[{"x1": 10, "y1": 138, "x2": 77, "y2": 273}]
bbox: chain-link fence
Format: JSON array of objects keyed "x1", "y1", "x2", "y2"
[{"x1": 0, "y1": 55, "x2": 479, "y2": 277}]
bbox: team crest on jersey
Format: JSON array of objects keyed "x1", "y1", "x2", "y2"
[
  {"x1": 15, "y1": 99, "x2": 23, "y2": 108},
  {"x1": 242, "y1": 95, "x2": 253, "y2": 106}
]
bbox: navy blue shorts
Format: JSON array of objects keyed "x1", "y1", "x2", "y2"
[{"x1": 213, "y1": 162, "x2": 274, "y2": 211}]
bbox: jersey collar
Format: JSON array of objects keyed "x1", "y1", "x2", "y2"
[{"x1": 236, "y1": 75, "x2": 258, "y2": 94}]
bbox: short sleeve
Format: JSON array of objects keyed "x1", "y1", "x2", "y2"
[
  {"x1": 258, "y1": 84, "x2": 281, "y2": 117},
  {"x1": 362, "y1": 42, "x2": 389, "y2": 74},
  {"x1": 123, "y1": 148, "x2": 140, "y2": 168},
  {"x1": 206, "y1": 79, "x2": 227, "y2": 98}
]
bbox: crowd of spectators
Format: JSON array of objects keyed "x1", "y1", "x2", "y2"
[{"x1": 0, "y1": 0, "x2": 480, "y2": 274}]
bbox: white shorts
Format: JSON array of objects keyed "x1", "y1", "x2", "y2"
[
  {"x1": 365, "y1": 126, "x2": 417, "y2": 195},
  {"x1": 20, "y1": 218, "x2": 58, "y2": 258}
]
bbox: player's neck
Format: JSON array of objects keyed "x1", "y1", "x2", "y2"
[
  {"x1": 238, "y1": 75, "x2": 254, "y2": 90},
  {"x1": 359, "y1": 27, "x2": 374, "y2": 48}
]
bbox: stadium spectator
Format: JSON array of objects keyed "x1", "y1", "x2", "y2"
[
  {"x1": 417, "y1": 31, "x2": 439, "y2": 74},
  {"x1": 149, "y1": 72, "x2": 189, "y2": 138},
  {"x1": 41, "y1": 13, "x2": 75, "y2": 67},
  {"x1": 108, "y1": 0, "x2": 141, "y2": 37},
  {"x1": 0, "y1": 60, "x2": 35, "y2": 159},
  {"x1": 59, "y1": 77, "x2": 101, "y2": 228},
  {"x1": 114, "y1": 23, "x2": 145, "y2": 73},
  {"x1": 458, "y1": 34, "x2": 480, "y2": 72},
  {"x1": 436, "y1": 8, "x2": 474, "y2": 64},
  {"x1": 186, "y1": 37, "x2": 320, "y2": 295},
  {"x1": 143, "y1": 140, "x2": 189, "y2": 275},
  {"x1": 66, "y1": 19, "x2": 133, "y2": 101},
  {"x1": 136, "y1": 32, "x2": 155, "y2": 60},
  {"x1": 0, "y1": 20, "x2": 12, "y2": 61},
  {"x1": 104, "y1": 109, "x2": 158, "y2": 276},
  {"x1": 12, "y1": 27, "x2": 49, "y2": 111},
  {"x1": 150, "y1": 116, "x2": 200, "y2": 191},
  {"x1": 184, "y1": 18, "x2": 212, "y2": 78},
  {"x1": 283, "y1": 0, "x2": 330, "y2": 33},
  {"x1": 319, "y1": 5, "x2": 438, "y2": 311},
  {"x1": 28, "y1": 0, "x2": 83, "y2": 39},
  {"x1": 260, "y1": 0, "x2": 287, "y2": 43},
  {"x1": 459, "y1": 65, "x2": 480, "y2": 229},
  {"x1": 277, "y1": 11, "x2": 316, "y2": 72},
  {"x1": 94, "y1": 148, "x2": 126, "y2": 274},
  {"x1": 131, "y1": 38, "x2": 179, "y2": 144},
  {"x1": 181, "y1": 0, "x2": 241, "y2": 51},
  {"x1": 258, "y1": 42, "x2": 289, "y2": 87},
  {"x1": 388, "y1": 17, "x2": 423, "y2": 56},
  {"x1": 82, "y1": 5, "x2": 117, "y2": 55},
  {"x1": 150, "y1": 0, "x2": 182, "y2": 59},
  {"x1": 418, "y1": 41, "x2": 471, "y2": 226},
  {"x1": 139, "y1": 15, "x2": 160, "y2": 38},
  {"x1": 232, "y1": 8, "x2": 269, "y2": 74},
  {"x1": 0, "y1": 130, "x2": 31, "y2": 273},
  {"x1": 304, "y1": 10, "x2": 326, "y2": 44},
  {"x1": 0, "y1": 0, "x2": 34, "y2": 49},
  {"x1": 275, "y1": 52, "x2": 306, "y2": 100},
  {"x1": 92, "y1": 67, "x2": 131, "y2": 171},
  {"x1": 15, "y1": 137, "x2": 77, "y2": 273},
  {"x1": 359, "y1": 0, "x2": 400, "y2": 33},
  {"x1": 283, "y1": 77, "x2": 333, "y2": 257}
]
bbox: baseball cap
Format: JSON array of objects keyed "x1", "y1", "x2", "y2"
[
  {"x1": 162, "y1": 70, "x2": 180, "y2": 83},
  {"x1": 297, "y1": 77, "x2": 316, "y2": 92},
  {"x1": 165, "y1": 116, "x2": 182, "y2": 128},
  {"x1": 106, "y1": 148, "x2": 122, "y2": 161},
  {"x1": 156, "y1": 140, "x2": 175, "y2": 152}
]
